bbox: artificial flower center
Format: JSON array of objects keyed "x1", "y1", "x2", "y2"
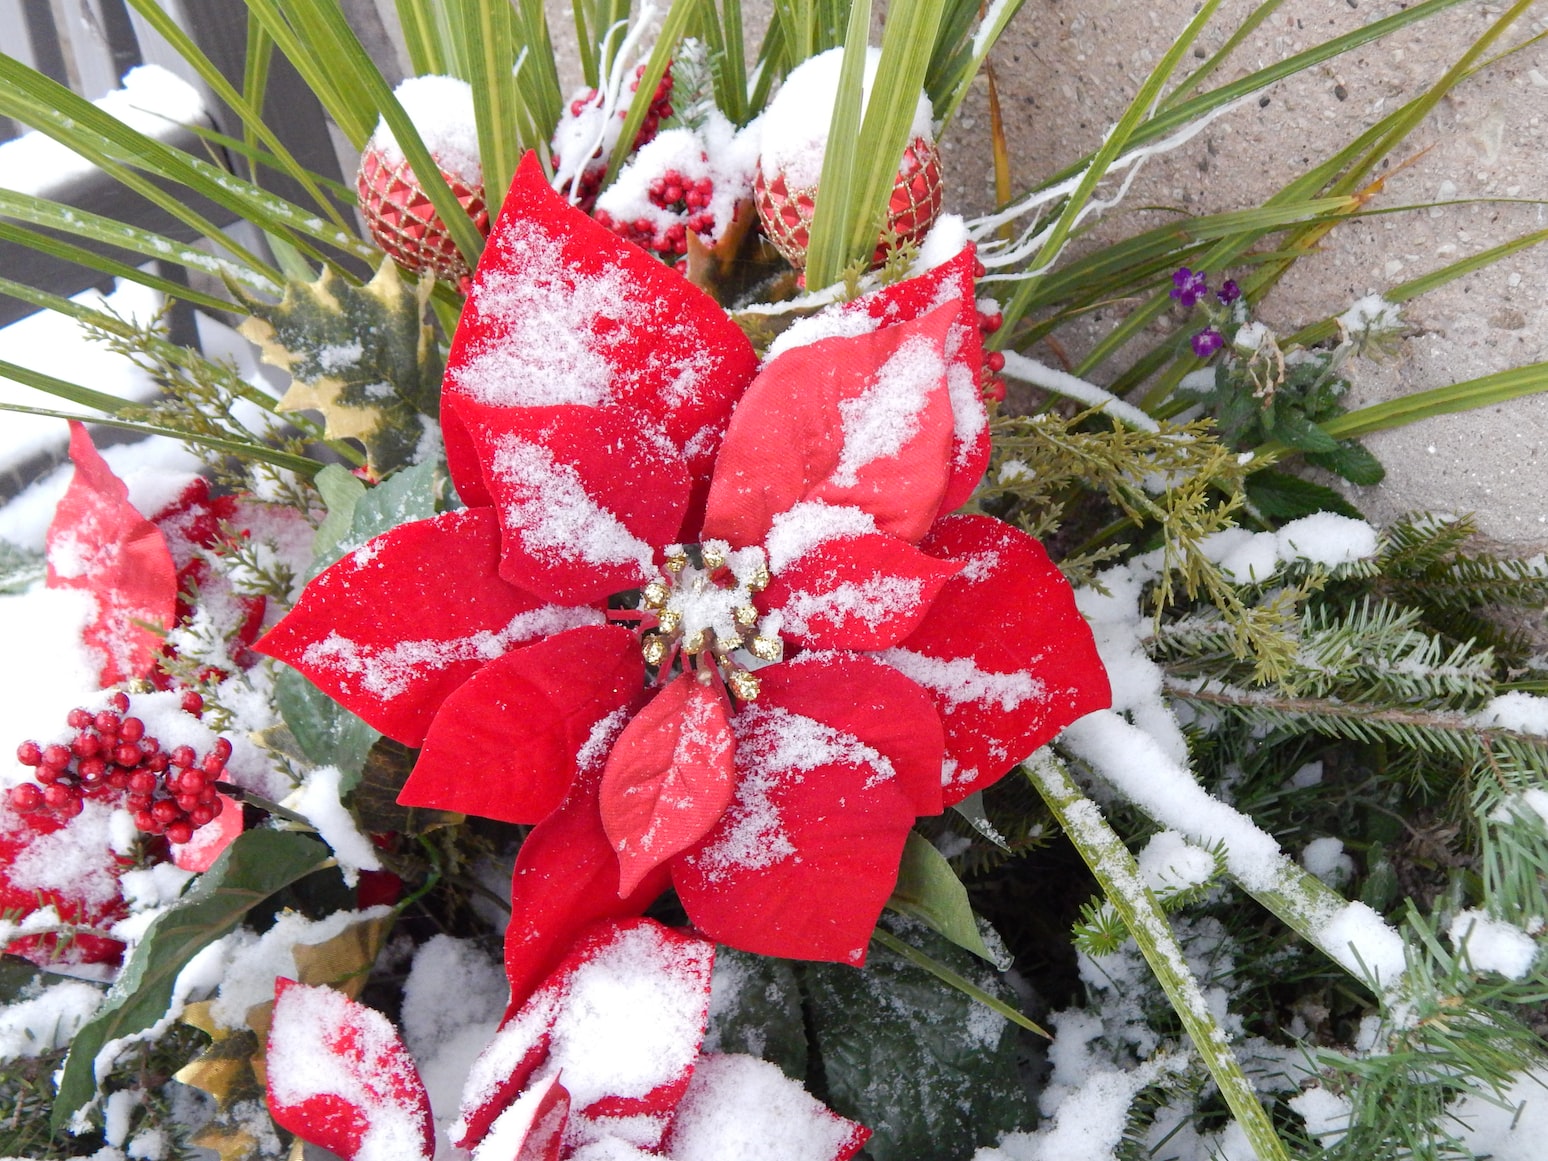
[{"x1": 634, "y1": 540, "x2": 782, "y2": 700}]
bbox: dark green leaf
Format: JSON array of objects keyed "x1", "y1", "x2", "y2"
[
  {"x1": 274, "y1": 665, "x2": 381, "y2": 789},
  {"x1": 309, "y1": 464, "x2": 368, "y2": 577},
  {"x1": 1266, "y1": 408, "x2": 1341, "y2": 454},
  {"x1": 53, "y1": 830, "x2": 332, "y2": 1130},
  {"x1": 887, "y1": 831, "x2": 994, "y2": 962},
  {"x1": 803, "y1": 916, "x2": 1032, "y2": 1161},
  {"x1": 1246, "y1": 470, "x2": 1364, "y2": 521},
  {"x1": 1305, "y1": 440, "x2": 1386, "y2": 486},
  {"x1": 352, "y1": 737, "x2": 459, "y2": 835},
  {"x1": 703, "y1": 947, "x2": 809, "y2": 1081}
]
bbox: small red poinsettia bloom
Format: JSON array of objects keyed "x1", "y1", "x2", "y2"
[
  {"x1": 258, "y1": 152, "x2": 1109, "y2": 1010},
  {"x1": 267, "y1": 918, "x2": 869, "y2": 1161}
]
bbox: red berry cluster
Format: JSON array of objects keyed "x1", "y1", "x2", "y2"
[
  {"x1": 595, "y1": 167, "x2": 716, "y2": 258},
  {"x1": 556, "y1": 64, "x2": 676, "y2": 212},
  {"x1": 975, "y1": 282, "x2": 1008, "y2": 403},
  {"x1": 10, "y1": 691, "x2": 230, "y2": 845}
]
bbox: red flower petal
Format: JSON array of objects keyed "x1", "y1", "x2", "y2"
[
  {"x1": 469, "y1": 1073, "x2": 569, "y2": 1161},
  {"x1": 883, "y1": 514, "x2": 1111, "y2": 804},
  {"x1": 460, "y1": 918, "x2": 714, "y2": 1150},
  {"x1": 255, "y1": 508, "x2": 600, "y2": 747},
  {"x1": 760, "y1": 532, "x2": 962, "y2": 652},
  {"x1": 455, "y1": 402, "x2": 689, "y2": 604},
  {"x1": 399, "y1": 624, "x2": 644, "y2": 825},
  {"x1": 665, "y1": 1053, "x2": 871, "y2": 1161},
  {"x1": 600, "y1": 676, "x2": 737, "y2": 896},
  {"x1": 702, "y1": 304, "x2": 958, "y2": 549},
  {"x1": 673, "y1": 654, "x2": 943, "y2": 964},
  {"x1": 46, "y1": 422, "x2": 178, "y2": 685},
  {"x1": 267, "y1": 978, "x2": 434, "y2": 1161},
  {"x1": 839, "y1": 247, "x2": 991, "y2": 518},
  {"x1": 171, "y1": 792, "x2": 242, "y2": 872},
  {"x1": 443, "y1": 152, "x2": 757, "y2": 511},
  {"x1": 501, "y1": 710, "x2": 671, "y2": 1015}
]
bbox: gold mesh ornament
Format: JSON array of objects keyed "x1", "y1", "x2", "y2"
[
  {"x1": 356, "y1": 148, "x2": 489, "y2": 284},
  {"x1": 753, "y1": 136, "x2": 944, "y2": 272}
]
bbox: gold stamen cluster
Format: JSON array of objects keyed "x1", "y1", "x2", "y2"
[{"x1": 638, "y1": 546, "x2": 781, "y2": 700}]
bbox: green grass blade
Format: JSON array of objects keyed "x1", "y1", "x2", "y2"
[
  {"x1": 451, "y1": 0, "x2": 522, "y2": 218},
  {"x1": 270, "y1": 0, "x2": 386, "y2": 146},
  {"x1": 842, "y1": 0, "x2": 946, "y2": 264},
  {"x1": 0, "y1": 399, "x2": 324, "y2": 475},
  {"x1": 512, "y1": 0, "x2": 563, "y2": 139},
  {"x1": 0, "y1": 223, "x2": 234, "y2": 313},
  {"x1": 800, "y1": 0, "x2": 871, "y2": 289},
  {"x1": 934, "y1": 0, "x2": 1028, "y2": 126},
  {"x1": 242, "y1": 0, "x2": 373, "y2": 146},
  {"x1": 716, "y1": 0, "x2": 749, "y2": 125},
  {"x1": 0, "y1": 359, "x2": 138, "y2": 415},
  {"x1": 1156, "y1": 0, "x2": 1285, "y2": 110},
  {"x1": 0, "y1": 190, "x2": 280, "y2": 295},
  {"x1": 603, "y1": 0, "x2": 702, "y2": 186},
  {"x1": 870, "y1": 927, "x2": 1050, "y2": 1038},
  {"x1": 395, "y1": 0, "x2": 451, "y2": 75},
  {"x1": 124, "y1": 0, "x2": 350, "y2": 230},
  {"x1": 244, "y1": 10, "x2": 275, "y2": 171}
]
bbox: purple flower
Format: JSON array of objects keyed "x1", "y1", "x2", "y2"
[
  {"x1": 1217, "y1": 279, "x2": 1241, "y2": 305},
  {"x1": 1170, "y1": 267, "x2": 1209, "y2": 309},
  {"x1": 1191, "y1": 327, "x2": 1225, "y2": 358}
]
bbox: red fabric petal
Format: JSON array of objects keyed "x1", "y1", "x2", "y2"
[
  {"x1": 673, "y1": 654, "x2": 944, "y2": 964},
  {"x1": 470, "y1": 1073, "x2": 570, "y2": 1161},
  {"x1": 839, "y1": 247, "x2": 991, "y2": 518},
  {"x1": 701, "y1": 305, "x2": 958, "y2": 549},
  {"x1": 455, "y1": 401, "x2": 688, "y2": 605},
  {"x1": 266, "y1": 978, "x2": 434, "y2": 1161},
  {"x1": 0, "y1": 803, "x2": 127, "y2": 967},
  {"x1": 600, "y1": 675, "x2": 737, "y2": 896},
  {"x1": 463, "y1": 919, "x2": 714, "y2": 1148},
  {"x1": 502, "y1": 710, "x2": 670, "y2": 1016},
  {"x1": 46, "y1": 422, "x2": 178, "y2": 685},
  {"x1": 443, "y1": 152, "x2": 757, "y2": 512},
  {"x1": 255, "y1": 508, "x2": 598, "y2": 747},
  {"x1": 760, "y1": 532, "x2": 962, "y2": 652},
  {"x1": 171, "y1": 792, "x2": 242, "y2": 872},
  {"x1": 886, "y1": 514, "x2": 1111, "y2": 804},
  {"x1": 399, "y1": 624, "x2": 644, "y2": 825}
]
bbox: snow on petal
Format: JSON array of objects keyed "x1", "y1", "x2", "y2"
[
  {"x1": 763, "y1": 502, "x2": 880, "y2": 573},
  {"x1": 665, "y1": 1053, "x2": 870, "y2": 1161},
  {"x1": 469, "y1": 1073, "x2": 571, "y2": 1161},
  {"x1": 266, "y1": 978, "x2": 434, "y2": 1161}
]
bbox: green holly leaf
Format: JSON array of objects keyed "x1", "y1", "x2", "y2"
[
  {"x1": 703, "y1": 947, "x2": 809, "y2": 1081},
  {"x1": 803, "y1": 916, "x2": 1033, "y2": 1161},
  {"x1": 887, "y1": 831, "x2": 995, "y2": 963},
  {"x1": 239, "y1": 258, "x2": 442, "y2": 478},
  {"x1": 53, "y1": 830, "x2": 332, "y2": 1131}
]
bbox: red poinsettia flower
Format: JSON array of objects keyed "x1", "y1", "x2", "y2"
[
  {"x1": 257, "y1": 152, "x2": 1109, "y2": 1011},
  {"x1": 267, "y1": 918, "x2": 868, "y2": 1161}
]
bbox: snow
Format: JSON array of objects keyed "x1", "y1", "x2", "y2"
[
  {"x1": 1288, "y1": 1086, "x2": 1352, "y2": 1149},
  {"x1": 667, "y1": 1053, "x2": 859, "y2": 1160},
  {"x1": 0, "y1": 66, "x2": 205, "y2": 198},
  {"x1": 778, "y1": 575, "x2": 925, "y2": 639},
  {"x1": 1449, "y1": 1067, "x2": 1548, "y2": 1159},
  {"x1": 1275, "y1": 513, "x2": 1378, "y2": 567},
  {"x1": 1136, "y1": 830, "x2": 1216, "y2": 896},
  {"x1": 366, "y1": 75, "x2": 481, "y2": 183},
  {"x1": 829, "y1": 333, "x2": 944, "y2": 487},
  {"x1": 1473, "y1": 690, "x2": 1548, "y2": 736},
  {"x1": 763, "y1": 502, "x2": 879, "y2": 572},
  {"x1": 0, "y1": 978, "x2": 102, "y2": 1061},
  {"x1": 1301, "y1": 837, "x2": 1354, "y2": 887},
  {"x1": 1338, "y1": 293, "x2": 1403, "y2": 338},
  {"x1": 286, "y1": 765, "x2": 382, "y2": 886},
  {"x1": 1318, "y1": 902, "x2": 1408, "y2": 990},
  {"x1": 877, "y1": 647, "x2": 1042, "y2": 712},
  {"x1": 759, "y1": 48, "x2": 935, "y2": 189},
  {"x1": 1447, "y1": 909, "x2": 1539, "y2": 979}
]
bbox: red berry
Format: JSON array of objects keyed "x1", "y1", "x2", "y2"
[
  {"x1": 145, "y1": 753, "x2": 169, "y2": 773},
  {"x1": 71, "y1": 734, "x2": 101, "y2": 759},
  {"x1": 170, "y1": 746, "x2": 196, "y2": 769},
  {"x1": 166, "y1": 821, "x2": 193, "y2": 845},
  {"x1": 94, "y1": 711, "x2": 121, "y2": 735},
  {"x1": 67, "y1": 708, "x2": 91, "y2": 730},
  {"x1": 10, "y1": 783, "x2": 44, "y2": 811},
  {"x1": 199, "y1": 785, "x2": 218, "y2": 805},
  {"x1": 176, "y1": 793, "x2": 201, "y2": 813},
  {"x1": 209, "y1": 796, "x2": 224, "y2": 818},
  {"x1": 114, "y1": 744, "x2": 142, "y2": 768},
  {"x1": 106, "y1": 770, "x2": 131, "y2": 791},
  {"x1": 55, "y1": 795, "x2": 83, "y2": 819},
  {"x1": 180, "y1": 691, "x2": 203, "y2": 716},
  {"x1": 152, "y1": 799, "x2": 180, "y2": 824},
  {"x1": 189, "y1": 804, "x2": 214, "y2": 827},
  {"x1": 16, "y1": 740, "x2": 42, "y2": 766},
  {"x1": 212, "y1": 738, "x2": 233, "y2": 762},
  {"x1": 179, "y1": 769, "x2": 207, "y2": 794},
  {"x1": 128, "y1": 771, "x2": 158, "y2": 795},
  {"x1": 139, "y1": 737, "x2": 160, "y2": 756},
  {"x1": 41, "y1": 744, "x2": 70, "y2": 769},
  {"x1": 133, "y1": 809, "x2": 158, "y2": 833},
  {"x1": 119, "y1": 717, "x2": 145, "y2": 743},
  {"x1": 985, "y1": 351, "x2": 1006, "y2": 373},
  {"x1": 78, "y1": 758, "x2": 107, "y2": 784},
  {"x1": 127, "y1": 793, "x2": 153, "y2": 813},
  {"x1": 44, "y1": 783, "x2": 76, "y2": 808},
  {"x1": 35, "y1": 765, "x2": 60, "y2": 786},
  {"x1": 109, "y1": 692, "x2": 130, "y2": 713},
  {"x1": 201, "y1": 754, "x2": 226, "y2": 777}
]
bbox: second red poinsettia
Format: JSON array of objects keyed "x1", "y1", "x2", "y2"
[{"x1": 257, "y1": 151, "x2": 1109, "y2": 1010}]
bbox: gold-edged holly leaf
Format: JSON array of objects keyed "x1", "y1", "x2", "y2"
[{"x1": 238, "y1": 259, "x2": 442, "y2": 478}]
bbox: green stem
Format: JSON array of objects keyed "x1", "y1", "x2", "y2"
[
  {"x1": 1026, "y1": 749, "x2": 1292, "y2": 1161},
  {"x1": 870, "y1": 926, "x2": 1049, "y2": 1038}
]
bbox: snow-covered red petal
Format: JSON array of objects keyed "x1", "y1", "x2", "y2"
[
  {"x1": 673, "y1": 655, "x2": 943, "y2": 964},
  {"x1": 170, "y1": 792, "x2": 242, "y2": 872},
  {"x1": 456, "y1": 402, "x2": 688, "y2": 604},
  {"x1": 266, "y1": 978, "x2": 434, "y2": 1161},
  {"x1": 399, "y1": 624, "x2": 644, "y2": 824},
  {"x1": 460, "y1": 918, "x2": 714, "y2": 1152},
  {"x1": 502, "y1": 709, "x2": 671, "y2": 1016},
  {"x1": 600, "y1": 676, "x2": 737, "y2": 896},
  {"x1": 254, "y1": 508, "x2": 601, "y2": 746},
  {"x1": 702, "y1": 305, "x2": 958, "y2": 549},
  {"x1": 468, "y1": 1073, "x2": 570, "y2": 1161},
  {"x1": 46, "y1": 421, "x2": 178, "y2": 685},
  {"x1": 759, "y1": 532, "x2": 961, "y2": 652},
  {"x1": 839, "y1": 247, "x2": 991, "y2": 518},
  {"x1": 882, "y1": 514, "x2": 1111, "y2": 804},
  {"x1": 665, "y1": 1053, "x2": 870, "y2": 1161},
  {"x1": 443, "y1": 152, "x2": 757, "y2": 511}
]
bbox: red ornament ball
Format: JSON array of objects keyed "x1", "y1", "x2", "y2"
[{"x1": 357, "y1": 147, "x2": 490, "y2": 285}]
